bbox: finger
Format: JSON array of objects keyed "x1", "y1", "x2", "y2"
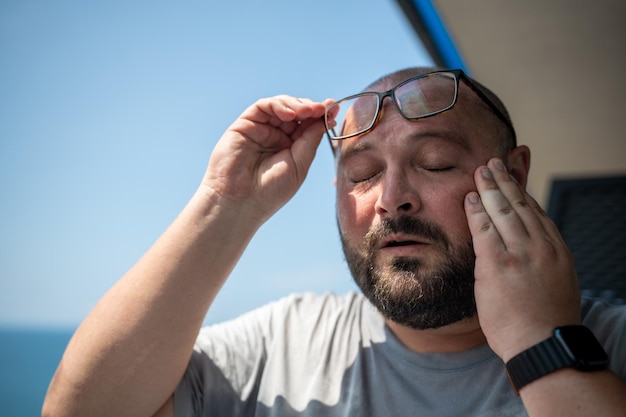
[
  {"x1": 464, "y1": 190, "x2": 506, "y2": 256},
  {"x1": 277, "y1": 98, "x2": 333, "y2": 146},
  {"x1": 267, "y1": 97, "x2": 329, "y2": 137},
  {"x1": 276, "y1": 119, "x2": 302, "y2": 137},
  {"x1": 238, "y1": 96, "x2": 325, "y2": 127},
  {"x1": 474, "y1": 163, "x2": 531, "y2": 250},
  {"x1": 491, "y1": 158, "x2": 549, "y2": 233},
  {"x1": 265, "y1": 98, "x2": 327, "y2": 181},
  {"x1": 228, "y1": 97, "x2": 323, "y2": 148},
  {"x1": 521, "y1": 189, "x2": 570, "y2": 249},
  {"x1": 289, "y1": 118, "x2": 325, "y2": 181},
  {"x1": 271, "y1": 96, "x2": 327, "y2": 123}
]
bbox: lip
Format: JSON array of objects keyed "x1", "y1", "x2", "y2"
[
  {"x1": 378, "y1": 234, "x2": 431, "y2": 252},
  {"x1": 379, "y1": 244, "x2": 430, "y2": 259}
]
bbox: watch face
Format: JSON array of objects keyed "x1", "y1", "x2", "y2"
[{"x1": 555, "y1": 326, "x2": 609, "y2": 370}]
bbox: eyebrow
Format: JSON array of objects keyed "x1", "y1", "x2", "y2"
[
  {"x1": 418, "y1": 128, "x2": 472, "y2": 151},
  {"x1": 338, "y1": 141, "x2": 373, "y2": 162},
  {"x1": 337, "y1": 128, "x2": 471, "y2": 162}
]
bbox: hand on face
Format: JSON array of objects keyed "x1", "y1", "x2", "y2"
[
  {"x1": 201, "y1": 96, "x2": 332, "y2": 224},
  {"x1": 465, "y1": 158, "x2": 581, "y2": 362}
]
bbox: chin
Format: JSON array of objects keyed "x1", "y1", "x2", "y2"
[{"x1": 359, "y1": 257, "x2": 477, "y2": 330}]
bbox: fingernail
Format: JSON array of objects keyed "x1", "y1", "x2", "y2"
[
  {"x1": 494, "y1": 159, "x2": 506, "y2": 171},
  {"x1": 481, "y1": 167, "x2": 493, "y2": 179},
  {"x1": 468, "y1": 193, "x2": 479, "y2": 204}
]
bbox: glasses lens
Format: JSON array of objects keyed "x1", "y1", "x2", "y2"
[
  {"x1": 394, "y1": 72, "x2": 457, "y2": 119},
  {"x1": 326, "y1": 93, "x2": 379, "y2": 140}
]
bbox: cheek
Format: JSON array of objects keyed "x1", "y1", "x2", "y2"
[
  {"x1": 337, "y1": 172, "x2": 478, "y2": 245},
  {"x1": 336, "y1": 187, "x2": 376, "y2": 241},
  {"x1": 425, "y1": 180, "x2": 475, "y2": 242}
]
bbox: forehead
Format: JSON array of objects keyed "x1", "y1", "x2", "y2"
[
  {"x1": 335, "y1": 80, "x2": 490, "y2": 153},
  {"x1": 369, "y1": 73, "x2": 480, "y2": 106}
]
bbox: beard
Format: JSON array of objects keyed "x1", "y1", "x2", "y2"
[{"x1": 340, "y1": 215, "x2": 477, "y2": 330}]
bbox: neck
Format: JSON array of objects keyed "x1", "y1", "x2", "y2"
[{"x1": 385, "y1": 316, "x2": 487, "y2": 353}]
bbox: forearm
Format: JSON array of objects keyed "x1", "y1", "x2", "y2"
[
  {"x1": 43, "y1": 187, "x2": 261, "y2": 417},
  {"x1": 43, "y1": 95, "x2": 328, "y2": 417},
  {"x1": 521, "y1": 369, "x2": 626, "y2": 417}
]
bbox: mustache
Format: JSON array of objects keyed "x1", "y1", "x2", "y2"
[{"x1": 364, "y1": 215, "x2": 450, "y2": 252}]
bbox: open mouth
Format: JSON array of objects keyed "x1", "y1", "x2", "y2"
[{"x1": 384, "y1": 240, "x2": 421, "y2": 248}]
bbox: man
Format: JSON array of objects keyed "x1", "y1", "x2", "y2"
[{"x1": 43, "y1": 67, "x2": 626, "y2": 416}]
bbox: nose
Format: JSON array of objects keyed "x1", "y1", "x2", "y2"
[{"x1": 374, "y1": 168, "x2": 421, "y2": 217}]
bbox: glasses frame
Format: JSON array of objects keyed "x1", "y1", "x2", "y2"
[{"x1": 325, "y1": 69, "x2": 516, "y2": 147}]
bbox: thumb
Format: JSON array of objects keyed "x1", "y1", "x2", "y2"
[{"x1": 290, "y1": 119, "x2": 326, "y2": 183}]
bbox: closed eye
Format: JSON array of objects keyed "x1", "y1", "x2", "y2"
[
  {"x1": 352, "y1": 172, "x2": 379, "y2": 184},
  {"x1": 424, "y1": 166, "x2": 454, "y2": 172}
]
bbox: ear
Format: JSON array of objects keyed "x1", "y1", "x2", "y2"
[{"x1": 506, "y1": 145, "x2": 531, "y2": 189}]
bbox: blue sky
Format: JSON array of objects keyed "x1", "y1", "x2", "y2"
[{"x1": 0, "y1": 0, "x2": 433, "y2": 328}]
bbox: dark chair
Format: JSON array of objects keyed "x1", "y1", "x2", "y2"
[{"x1": 547, "y1": 175, "x2": 626, "y2": 304}]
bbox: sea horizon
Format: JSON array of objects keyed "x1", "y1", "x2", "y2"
[{"x1": 0, "y1": 326, "x2": 74, "y2": 417}]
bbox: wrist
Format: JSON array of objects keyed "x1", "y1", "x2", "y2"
[
  {"x1": 499, "y1": 327, "x2": 555, "y2": 363},
  {"x1": 193, "y1": 183, "x2": 268, "y2": 231},
  {"x1": 175, "y1": 186, "x2": 263, "y2": 256},
  {"x1": 505, "y1": 325, "x2": 609, "y2": 394}
]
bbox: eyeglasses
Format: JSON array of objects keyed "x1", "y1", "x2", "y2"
[{"x1": 324, "y1": 69, "x2": 515, "y2": 143}]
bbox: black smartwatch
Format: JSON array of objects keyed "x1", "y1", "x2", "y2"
[{"x1": 505, "y1": 325, "x2": 609, "y2": 394}]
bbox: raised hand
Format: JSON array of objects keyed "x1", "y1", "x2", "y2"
[
  {"x1": 464, "y1": 158, "x2": 581, "y2": 362},
  {"x1": 201, "y1": 95, "x2": 332, "y2": 224}
]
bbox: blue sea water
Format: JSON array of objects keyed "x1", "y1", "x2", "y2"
[{"x1": 0, "y1": 327, "x2": 73, "y2": 417}]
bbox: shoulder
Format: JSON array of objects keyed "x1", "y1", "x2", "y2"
[
  {"x1": 581, "y1": 297, "x2": 626, "y2": 377},
  {"x1": 264, "y1": 291, "x2": 374, "y2": 334},
  {"x1": 199, "y1": 292, "x2": 374, "y2": 340},
  {"x1": 581, "y1": 297, "x2": 626, "y2": 340},
  {"x1": 271, "y1": 291, "x2": 367, "y2": 317}
]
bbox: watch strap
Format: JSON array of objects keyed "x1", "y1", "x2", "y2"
[{"x1": 505, "y1": 336, "x2": 572, "y2": 393}]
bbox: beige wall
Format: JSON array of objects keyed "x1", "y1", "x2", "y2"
[{"x1": 433, "y1": 0, "x2": 626, "y2": 205}]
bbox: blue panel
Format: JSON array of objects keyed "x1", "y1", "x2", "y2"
[{"x1": 413, "y1": 0, "x2": 467, "y2": 72}]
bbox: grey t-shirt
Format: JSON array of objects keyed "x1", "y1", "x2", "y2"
[{"x1": 175, "y1": 292, "x2": 626, "y2": 417}]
